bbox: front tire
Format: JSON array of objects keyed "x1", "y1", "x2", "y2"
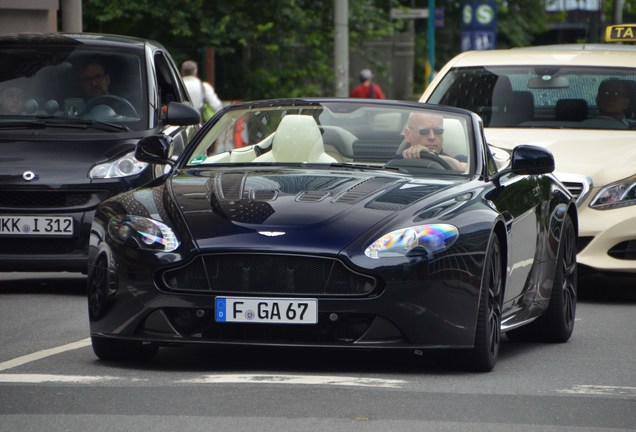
[{"x1": 465, "y1": 234, "x2": 503, "y2": 372}]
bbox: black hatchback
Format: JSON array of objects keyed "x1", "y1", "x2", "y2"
[{"x1": 0, "y1": 33, "x2": 200, "y2": 273}]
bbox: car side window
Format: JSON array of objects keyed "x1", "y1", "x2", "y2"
[{"x1": 153, "y1": 52, "x2": 188, "y2": 109}]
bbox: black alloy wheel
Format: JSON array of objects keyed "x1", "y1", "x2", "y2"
[
  {"x1": 466, "y1": 234, "x2": 503, "y2": 372},
  {"x1": 506, "y1": 213, "x2": 577, "y2": 342},
  {"x1": 87, "y1": 255, "x2": 111, "y2": 320}
]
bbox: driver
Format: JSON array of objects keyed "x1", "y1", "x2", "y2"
[
  {"x1": 78, "y1": 60, "x2": 110, "y2": 99},
  {"x1": 402, "y1": 112, "x2": 467, "y2": 171}
]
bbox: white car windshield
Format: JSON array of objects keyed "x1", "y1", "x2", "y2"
[{"x1": 427, "y1": 66, "x2": 636, "y2": 130}]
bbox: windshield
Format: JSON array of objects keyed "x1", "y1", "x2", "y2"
[
  {"x1": 0, "y1": 45, "x2": 146, "y2": 131},
  {"x1": 428, "y1": 66, "x2": 636, "y2": 130},
  {"x1": 185, "y1": 102, "x2": 474, "y2": 176}
]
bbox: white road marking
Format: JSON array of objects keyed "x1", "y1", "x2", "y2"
[
  {"x1": 0, "y1": 338, "x2": 91, "y2": 372},
  {"x1": 0, "y1": 374, "x2": 118, "y2": 384},
  {"x1": 557, "y1": 385, "x2": 636, "y2": 397},
  {"x1": 178, "y1": 374, "x2": 406, "y2": 388}
]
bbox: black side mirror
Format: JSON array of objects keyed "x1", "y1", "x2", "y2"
[
  {"x1": 491, "y1": 144, "x2": 555, "y2": 186},
  {"x1": 163, "y1": 101, "x2": 201, "y2": 126},
  {"x1": 135, "y1": 135, "x2": 174, "y2": 165}
]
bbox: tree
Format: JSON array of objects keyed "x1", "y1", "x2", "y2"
[{"x1": 83, "y1": 0, "x2": 402, "y2": 100}]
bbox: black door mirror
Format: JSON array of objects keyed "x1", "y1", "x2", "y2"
[
  {"x1": 164, "y1": 101, "x2": 201, "y2": 126},
  {"x1": 135, "y1": 135, "x2": 174, "y2": 165}
]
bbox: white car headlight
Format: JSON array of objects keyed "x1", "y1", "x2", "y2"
[
  {"x1": 108, "y1": 215, "x2": 179, "y2": 252},
  {"x1": 365, "y1": 224, "x2": 459, "y2": 259},
  {"x1": 89, "y1": 150, "x2": 148, "y2": 179},
  {"x1": 589, "y1": 176, "x2": 636, "y2": 210}
]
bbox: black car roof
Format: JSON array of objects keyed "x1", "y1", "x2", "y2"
[{"x1": 0, "y1": 32, "x2": 163, "y2": 51}]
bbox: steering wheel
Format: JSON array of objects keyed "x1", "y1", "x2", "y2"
[
  {"x1": 386, "y1": 150, "x2": 453, "y2": 170},
  {"x1": 85, "y1": 95, "x2": 138, "y2": 117}
]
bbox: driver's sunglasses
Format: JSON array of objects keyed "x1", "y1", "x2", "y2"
[{"x1": 418, "y1": 127, "x2": 444, "y2": 136}]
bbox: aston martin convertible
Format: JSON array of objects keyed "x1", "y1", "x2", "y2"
[{"x1": 87, "y1": 99, "x2": 578, "y2": 372}]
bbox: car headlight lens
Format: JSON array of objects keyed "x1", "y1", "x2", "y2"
[
  {"x1": 89, "y1": 151, "x2": 148, "y2": 179},
  {"x1": 108, "y1": 215, "x2": 179, "y2": 252},
  {"x1": 365, "y1": 224, "x2": 459, "y2": 259},
  {"x1": 589, "y1": 176, "x2": 636, "y2": 210}
]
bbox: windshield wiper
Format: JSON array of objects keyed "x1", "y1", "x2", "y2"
[
  {"x1": 328, "y1": 162, "x2": 403, "y2": 172},
  {"x1": 0, "y1": 116, "x2": 131, "y2": 132}
]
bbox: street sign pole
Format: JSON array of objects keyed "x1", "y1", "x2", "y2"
[{"x1": 427, "y1": 0, "x2": 435, "y2": 85}]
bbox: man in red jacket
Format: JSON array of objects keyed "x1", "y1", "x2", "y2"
[{"x1": 350, "y1": 68, "x2": 385, "y2": 99}]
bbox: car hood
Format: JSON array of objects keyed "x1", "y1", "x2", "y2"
[
  {"x1": 486, "y1": 128, "x2": 636, "y2": 185},
  {"x1": 170, "y1": 169, "x2": 457, "y2": 252},
  {"x1": 0, "y1": 136, "x2": 136, "y2": 186}
]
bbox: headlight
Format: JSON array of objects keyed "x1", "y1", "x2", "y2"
[
  {"x1": 108, "y1": 215, "x2": 179, "y2": 252},
  {"x1": 89, "y1": 151, "x2": 148, "y2": 179},
  {"x1": 589, "y1": 176, "x2": 636, "y2": 210},
  {"x1": 365, "y1": 224, "x2": 459, "y2": 259}
]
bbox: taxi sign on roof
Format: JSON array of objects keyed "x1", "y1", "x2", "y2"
[{"x1": 605, "y1": 24, "x2": 636, "y2": 42}]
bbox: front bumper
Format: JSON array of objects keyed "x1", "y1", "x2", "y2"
[
  {"x1": 89, "y1": 252, "x2": 483, "y2": 350},
  {"x1": 577, "y1": 203, "x2": 636, "y2": 274}
]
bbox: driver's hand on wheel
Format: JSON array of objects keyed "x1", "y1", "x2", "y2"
[{"x1": 402, "y1": 144, "x2": 436, "y2": 160}]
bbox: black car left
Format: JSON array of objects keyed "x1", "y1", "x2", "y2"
[
  {"x1": 0, "y1": 33, "x2": 200, "y2": 273},
  {"x1": 87, "y1": 99, "x2": 578, "y2": 371}
]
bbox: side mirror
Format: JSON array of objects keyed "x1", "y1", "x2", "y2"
[
  {"x1": 135, "y1": 135, "x2": 174, "y2": 165},
  {"x1": 163, "y1": 101, "x2": 201, "y2": 126},
  {"x1": 510, "y1": 144, "x2": 555, "y2": 175},
  {"x1": 491, "y1": 144, "x2": 555, "y2": 185}
]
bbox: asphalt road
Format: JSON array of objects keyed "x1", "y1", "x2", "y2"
[{"x1": 0, "y1": 271, "x2": 634, "y2": 432}]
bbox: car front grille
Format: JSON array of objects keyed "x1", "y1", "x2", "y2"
[
  {"x1": 162, "y1": 254, "x2": 377, "y2": 296},
  {"x1": 555, "y1": 173, "x2": 592, "y2": 206},
  {"x1": 0, "y1": 237, "x2": 80, "y2": 255},
  {"x1": 0, "y1": 191, "x2": 97, "y2": 209}
]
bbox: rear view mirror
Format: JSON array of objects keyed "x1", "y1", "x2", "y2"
[{"x1": 528, "y1": 76, "x2": 570, "y2": 88}]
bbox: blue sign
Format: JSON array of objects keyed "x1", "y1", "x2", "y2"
[{"x1": 461, "y1": 2, "x2": 497, "y2": 50}]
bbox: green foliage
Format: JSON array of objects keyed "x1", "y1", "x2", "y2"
[
  {"x1": 83, "y1": 0, "x2": 402, "y2": 99},
  {"x1": 83, "y1": 0, "x2": 595, "y2": 100}
]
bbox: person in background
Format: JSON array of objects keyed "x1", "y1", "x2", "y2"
[
  {"x1": 181, "y1": 60, "x2": 223, "y2": 119},
  {"x1": 350, "y1": 68, "x2": 385, "y2": 99},
  {"x1": 0, "y1": 85, "x2": 25, "y2": 114},
  {"x1": 594, "y1": 78, "x2": 632, "y2": 127},
  {"x1": 402, "y1": 112, "x2": 467, "y2": 172},
  {"x1": 78, "y1": 60, "x2": 110, "y2": 98}
]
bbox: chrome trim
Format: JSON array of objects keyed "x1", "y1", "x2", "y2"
[{"x1": 554, "y1": 172, "x2": 593, "y2": 207}]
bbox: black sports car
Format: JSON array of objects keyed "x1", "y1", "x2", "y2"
[
  {"x1": 0, "y1": 33, "x2": 200, "y2": 273},
  {"x1": 87, "y1": 99, "x2": 578, "y2": 371}
]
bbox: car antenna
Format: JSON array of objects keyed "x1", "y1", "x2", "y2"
[{"x1": 582, "y1": 17, "x2": 590, "y2": 49}]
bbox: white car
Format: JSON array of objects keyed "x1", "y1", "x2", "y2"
[{"x1": 421, "y1": 43, "x2": 636, "y2": 276}]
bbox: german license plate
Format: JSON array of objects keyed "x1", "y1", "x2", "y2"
[
  {"x1": 215, "y1": 296, "x2": 318, "y2": 324},
  {"x1": 0, "y1": 215, "x2": 74, "y2": 236}
]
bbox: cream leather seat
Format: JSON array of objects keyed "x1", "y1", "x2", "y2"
[{"x1": 253, "y1": 115, "x2": 337, "y2": 163}]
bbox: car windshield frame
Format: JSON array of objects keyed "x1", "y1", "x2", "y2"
[
  {"x1": 181, "y1": 100, "x2": 476, "y2": 178},
  {"x1": 427, "y1": 65, "x2": 636, "y2": 130},
  {"x1": 0, "y1": 44, "x2": 147, "y2": 131}
]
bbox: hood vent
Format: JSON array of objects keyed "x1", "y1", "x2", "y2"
[
  {"x1": 297, "y1": 191, "x2": 330, "y2": 202},
  {"x1": 219, "y1": 173, "x2": 245, "y2": 200},
  {"x1": 251, "y1": 189, "x2": 278, "y2": 201},
  {"x1": 334, "y1": 177, "x2": 397, "y2": 204}
]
